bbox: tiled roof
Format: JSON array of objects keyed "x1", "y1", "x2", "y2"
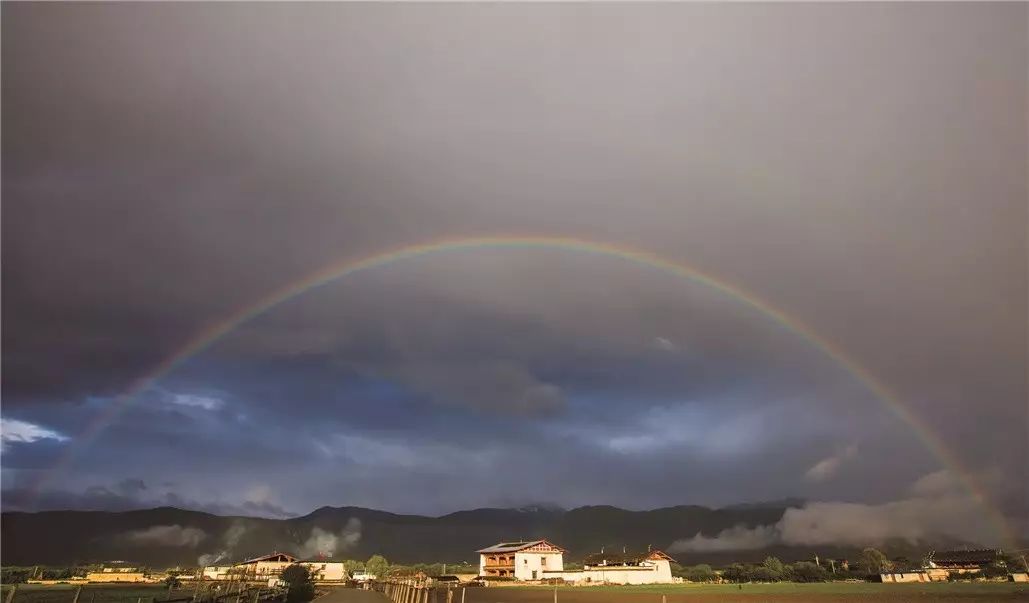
[
  {"x1": 929, "y1": 550, "x2": 1000, "y2": 566},
  {"x1": 477, "y1": 540, "x2": 566, "y2": 553},
  {"x1": 239, "y1": 553, "x2": 299, "y2": 564},
  {"x1": 583, "y1": 550, "x2": 676, "y2": 566}
]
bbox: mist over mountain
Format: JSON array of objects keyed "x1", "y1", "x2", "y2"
[{"x1": 0, "y1": 501, "x2": 980, "y2": 568}]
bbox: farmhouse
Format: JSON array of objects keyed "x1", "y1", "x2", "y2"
[
  {"x1": 476, "y1": 541, "x2": 677, "y2": 585},
  {"x1": 299, "y1": 558, "x2": 348, "y2": 582},
  {"x1": 568, "y1": 549, "x2": 676, "y2": 585},
  {"x1": 477, "y1": 540, "x2": 566, "y2": 580},
  {"x1": 84, "y1": 570, "x2": 150, "y2": 583},
  {"x1": 926, "y1": 549, "x2": 1001, "y2": 571},
  {"x1": 201, "y1": 566, "x2": 235, "y2": 581},
  {"x1": 234, "y1": 553, "x2": 299, "y2": 580},
  {"x1": 85, "y1": 566, "x2": 154, "y2": 583},
  {"x1": 879, "y1": 571, "x2": 930, "y2": 583}
]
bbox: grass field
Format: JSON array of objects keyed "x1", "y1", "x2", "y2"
[
  {"x1": 456, "y1": 582, "x2": 1029, "y2": 602},
  {"x1": 514, "y1": 582, "x2": 1029, "y2": 594},
  {"x1": 0, "y1": 584, "x2": 189, "y2": 603}
]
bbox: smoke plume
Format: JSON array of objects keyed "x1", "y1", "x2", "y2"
[
  {"x1": 123, "y1": 525, "x2": 207, "y2": 547},
  {"x1": 296, "y1": 519, "x2": 362, "y2": 559}
]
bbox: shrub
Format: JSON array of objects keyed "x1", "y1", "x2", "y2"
[
  {"x1": 681, "y1": 564, "x2": 717, "y2": 583},
  {"x1": 790, "y1": 562, "x2": 830, "y2": 583},
  {"x1": 280, "y1": 564, "x2": 315, "y2": 603}
]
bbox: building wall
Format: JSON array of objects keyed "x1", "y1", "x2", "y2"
[
  {"x1": 480, "y1": 553, "x2": 514, "y2": 577},
  {"x1": 302, "y1": 562, "x2": 347, "y2": 582},
  {"x1": 513, "y1": 552, "x2": 564, "y2": 581},
  {"x1": 245, "y1": 561, "x2": 293, "y2": 579},
  {"x1": 541, "y1": 560, "x2": 673, "y2": 585},
  {"x1": 86, "y1": 572, "x2": 148, "y2": 583},
  {"x1": 880, "y1": 572, "x2": 930, "y2": 583},
  {"x1": 202, "y1": 567, "x2": 233, "y2": 580}
]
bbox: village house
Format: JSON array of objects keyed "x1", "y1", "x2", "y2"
[
  {"x1": 541, "y1": 549, "x2": 676, "y2": 585},
  {"x1": 85, "y1": 566, "x2": 153, "y2": 583},
  {"x1": 477, "y1": 540, "x2": 566, "y2": 580},
  {"x1": 233, "y1": 553, "x2": 299, "y2": 580},
  {"x1": 475, "y1": 541, "x2": 677, "y2": 585},
  {"x1": 879, "y1": 570, "x2": 931, "y2": 583},
  {"x1": 200, "y1": 553, "x2": 347, "y2": 583},
  {"x1": 299, "y1": 558, "x2": 348, "y2": 582},
  {"x1": 924, "y1": 549, "x2": 1002, "y2": 581}
]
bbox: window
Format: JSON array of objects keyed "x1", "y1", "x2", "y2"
[
  {"x1": 524, "y1": 559, "x2": 528, "y2": 565},
  {"x1": 541, "y1": 558, "x2": 547, "y2": 567}
]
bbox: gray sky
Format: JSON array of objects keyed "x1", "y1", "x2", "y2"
[{"x1": 2, "y1": 3, "x2": 1026, "y2": 546}]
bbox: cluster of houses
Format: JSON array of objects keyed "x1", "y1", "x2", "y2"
[
  {"x1": 200, "y1": 553, "x2": 355, "y2": 584},
  {"x1": 879, "y1": 549, "x2": 1029, "y2": 583},
  {"x1": 477, "y1": 540, "x2": 679, "y2": 585},
  {"x1": 77, "y1": 541, "x2": 1026, "y2": 587}
]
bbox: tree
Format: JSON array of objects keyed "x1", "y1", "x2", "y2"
[
  {"x1": 280, "y1": 564, "x2": 315, "y2": 603},
  {"x1": 681, "y1": 564, "x2": 717, "y2": 583},
  {"x1": 721, "y1": 563, "x2": 749, "y2": 583},
  {"x1": 365, "y1": 555, "x2": 389, "y2": 578},
  {"x1": 163, "y1": 576, "x2": 182, "y2": 589},
  {"x1": 860, "y1": 548, "x2": 891, "y2": 574},
  {"x1": 762, "y1": 557, "x2": 786, "y2": 581},
  {"x1": 790, "y1": 562, "x2": 829, "y2": 583}
]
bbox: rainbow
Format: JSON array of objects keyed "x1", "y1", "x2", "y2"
[{"x1": 28, "y1": 235, "x2": 1015, "y2": 547}]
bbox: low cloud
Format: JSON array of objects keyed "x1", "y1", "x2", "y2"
[
  {"x1": 804, "y1": 444, "x2": 858, "y2": 482},
  {"x1": 1, "y1": 418, "x2": 68, "y2": 450},
  {"x1": 168, "y1": 393, "x2": 224, "y2": 411},
  {"x1": 3, "y1": 481, "x2": 293, "y2": 519},
  {"x1": 669, "y1": 471, "x2": 1002, "y2": 552},
  {"x1": 296, "y1": 520, "x2": 362, "y2": 559},
  {"x1": 122, "y1": 525, "x2": 207, "y2": 547},
  {"x1": 669, "y1": 523, "x2": 778, "y2": 552}
]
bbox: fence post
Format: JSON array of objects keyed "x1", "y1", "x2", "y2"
[
  {"x1": 460, "y1": 588, "x2": 465, "y2": 603},
  {"x1": 446, "y1": 589, "x2": 453, "y2": 603},
  {"x1": 71, "y1": 587, "x2": 83, "y2": 603},
  {"x1": 662, "y1": 596, "x2": 666, "y2": 603},
  {"x1": 5, "y1": 585, "x2": 17, "y2": 603}
]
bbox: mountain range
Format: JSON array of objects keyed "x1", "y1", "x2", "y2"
[{"x1": 0, "y1": 502, "x2": 938, "y2": 568}]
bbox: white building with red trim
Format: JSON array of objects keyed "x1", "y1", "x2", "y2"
[
  {"x1": 476, "y1": 541, "x2": 677, "y2": 584},
  {"x1": 477, "y1": 540, "x2": 566, "y2": 580}
]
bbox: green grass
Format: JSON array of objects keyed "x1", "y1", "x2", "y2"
[
  {"x1": 0, "y1": 584, "x2": 188, "y2": 603},
  {"x1": 504, "y1": 581, "x2": 1029, "y2": 595}
]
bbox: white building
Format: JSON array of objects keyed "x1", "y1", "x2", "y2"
[
  {"x1": 300, "y1": 559, "x2": 348, "y2": 582},
  {"x1": 477, "y1": 540, "x2": 566, "y2": 580},
  {"x1": 201, "y1": 566, "x2": 234, "y2": 581},
  {"x1": 543, "y1": 550, "x2": 677, "y2": 585},
  {"x1": 234, "y1": 553, "x2": 298, "y2": 580}
]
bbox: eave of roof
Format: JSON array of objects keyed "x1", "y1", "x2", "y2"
[{"x1": 477, "y1": 539, "x2": 567, "y2": 553}]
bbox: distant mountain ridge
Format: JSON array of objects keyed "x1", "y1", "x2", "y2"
[{"x1": 0, "y1": 501, "x2": 918, "y2": 567}]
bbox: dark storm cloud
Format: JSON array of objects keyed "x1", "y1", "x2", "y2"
[{"x1": 2, "y1": 2, "x2": 1025, "y2": 537}]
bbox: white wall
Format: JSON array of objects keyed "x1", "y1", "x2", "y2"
[
  {"x1": 513, "y1": 552, "x2": 564, "y2": 580},
  {"x1": 302, "y1": 562, "x2": 347, "y2": 582},
  {"x1": 541, "y1": 560, "x2": 674, "y2": 585}
]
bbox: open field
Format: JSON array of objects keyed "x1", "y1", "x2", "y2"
[
  {"x1": 6, "y1": 583, "x2": 1029, "y2": 603},
  {"x1": 453, "y1": 583, "x2": 1029, "y2": 602},
  {"x1": 0, "y1": 585, "x2": 190, "y2": 603}
]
